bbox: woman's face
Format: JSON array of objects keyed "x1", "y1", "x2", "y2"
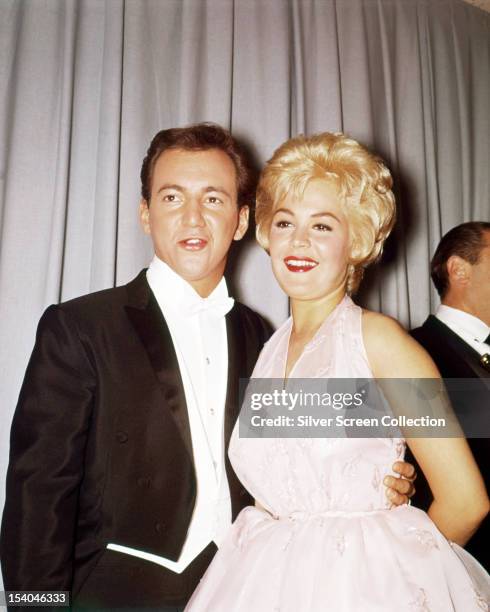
[{"x1": 268, "y1": 178, "x2": 351, "y2": 302}]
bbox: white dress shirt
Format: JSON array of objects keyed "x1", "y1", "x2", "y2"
[
  {"x1": 108, "y1": 256, "x2": 233, "y2": 572},
  {"x1": 436, "y1": 305, "x2": 490, "y2": 356}
]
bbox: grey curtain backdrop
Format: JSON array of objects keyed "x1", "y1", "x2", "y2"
[{"x1": 0, "y1": 0, "x2": 489, "y2": 587}]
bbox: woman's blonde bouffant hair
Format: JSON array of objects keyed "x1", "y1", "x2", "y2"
[{"x1": 255, "y1": 132, "x2": 396, "y2": 294}]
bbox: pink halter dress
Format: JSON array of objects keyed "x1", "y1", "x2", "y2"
[{"x1": 186, "y1": 296, "x2": 489, "y2": 611}]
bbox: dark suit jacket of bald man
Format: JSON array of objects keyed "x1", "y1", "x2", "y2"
[{"x1": 410, "y1": 314, "x2": 490, "y2": 571}]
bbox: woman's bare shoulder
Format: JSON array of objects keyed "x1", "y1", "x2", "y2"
[{"x1": 361, "y1": 309, "x2": 440, "y2": 378}]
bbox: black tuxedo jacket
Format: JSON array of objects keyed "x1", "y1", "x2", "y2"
[
  {"x1": 410, "y1": 315, "x2": 490, "y2": 570},
  {"x1": 0, "y1": 270, "x2": 272, "y2": 603}
]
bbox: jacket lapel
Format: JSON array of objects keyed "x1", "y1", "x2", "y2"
[
  {"x1": 124, "y1": 270, "x2": 193, "y2": 459},
  {"x1": 427, "y1": 316, "x2": 490, "y2": 380},
  {"x1": 224, "y1": 304, "x2": 246, "y2": 449},
  {"x1": 223, "y1": 303, "x2": 257, "y2": 516}
]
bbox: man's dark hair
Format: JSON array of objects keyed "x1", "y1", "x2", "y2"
[
  {"x1": 431, "y1": 221, "x2": 490, "y2": 297},
  {"x1": 140, "y1": 123, "x2": 256, "y2": 207}
]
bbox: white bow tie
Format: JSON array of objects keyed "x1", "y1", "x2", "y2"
[{"x1": 181, "y1": 295, "x2": 235, "y2": 318}]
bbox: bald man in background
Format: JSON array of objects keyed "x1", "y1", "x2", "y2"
[{"x1": 411, "y1": 221, "x2": 490, "y2": 571}]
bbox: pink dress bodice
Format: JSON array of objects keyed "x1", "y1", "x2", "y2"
[{"x1": 229, "y1": 295, "x2": 405, "y2": 517}]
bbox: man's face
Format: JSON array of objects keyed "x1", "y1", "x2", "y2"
[
  {"x1": 140, "y1": 148, "x2": 249, "y2": 297},
  {"x1": 468, "y1": 231, "x2": 490, "y2": 325}
]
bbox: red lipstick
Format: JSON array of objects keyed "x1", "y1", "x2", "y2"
[{"x1": 284, "y1": 256, "x2": 318, "y2": 273}]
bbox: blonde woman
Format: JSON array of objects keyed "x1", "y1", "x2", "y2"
[{"x1": 186, "y1": 133, "x2": 490, "y2": 611}]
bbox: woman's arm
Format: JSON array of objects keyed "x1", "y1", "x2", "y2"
[{"x1": 363, "y1": 311, "x2": 489, "y2": 545}]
